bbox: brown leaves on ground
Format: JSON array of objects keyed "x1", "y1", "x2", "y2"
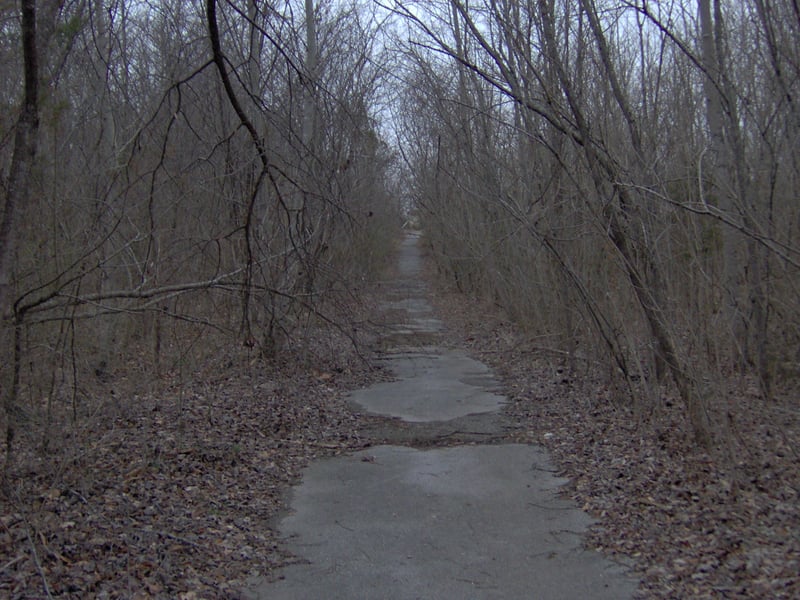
[
  {"x1": 0, "y1": 330, "x2": 388, "y2": 599},
  {"x1": 3, "y1": 270, "x2": 798, "y2": 598},
  {"x1": 429, "y1": 286, "x2": 800, "y2": 600}
]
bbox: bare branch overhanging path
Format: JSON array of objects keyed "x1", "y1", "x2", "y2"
[{"x1": 244, "y1": 232, "x2": 638, "y2": 599}]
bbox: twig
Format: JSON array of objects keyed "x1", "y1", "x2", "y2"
[
  {"x1": 528, "y1": 502, "x2": 573, "y2": 511},
  {"x1": 334, "y1": 520, "x2": 355, "y2": 532},
  {"x1": 24, "y1": 526, "x2": 53, "y2": 599},
  {"x1": 66, "y1": 488, "x2": 89, "y2": 504},
  {"x1": 38, "y1": 530, "x2": 71, "y2": 566},
  {"x1": 0, "y1": 555, "x2": 24, "y2": 574},
  {"x1": 157, "y1": 529, "x2": 204, "y2": 550}
]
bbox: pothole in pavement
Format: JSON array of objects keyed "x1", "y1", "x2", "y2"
[
  {"x1": 357, "y1": 233, "x2": 522, "y2": 449},
  {"x1": 351, "y1": 343, "x2": 522, "y2": 448},
  {"x1": 355, "y1": 409, "x2": 520, "y2": 448},
  {"x1": 376, "y1": 331, "x2": 442, "y2": 350}
]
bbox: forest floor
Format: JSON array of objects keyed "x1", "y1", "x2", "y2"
[
  {"x1": 0, "y1": 298, "x2": 393, "y2": 598},
  {"x1": 2, "y1": 241, "x2": 799, "y2": 599},
  {"x1": 426, "y1": 282, "x2": 800, "y2": 599}
]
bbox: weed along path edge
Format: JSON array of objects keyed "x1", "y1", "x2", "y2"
[{"x1": 245, "y1": 233, "x2": 638, "y2": 599}]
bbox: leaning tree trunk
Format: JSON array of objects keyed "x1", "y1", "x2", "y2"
[{"x1": 538, "y1": 0, "x2": 713, "y2": 447}]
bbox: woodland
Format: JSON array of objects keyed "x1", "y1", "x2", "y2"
[{"x1": 0, "y1": 0, "x2": 798, "y2": 598}]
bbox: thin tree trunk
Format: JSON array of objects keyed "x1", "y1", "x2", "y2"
[
  {"x1": 539, "y1": 0, "x2": 712, "y2": 446},
  {"x1": 300, "y1": 0, "x2": 320, "y2": 297},
  {"x1": 2, "y1": 0, "x2": 39, "y2": 464},
  {"x1": 92, "y1": 0, "x2": 118, "y2": 380},
  {"x1": 206, "y1": 0, "x2": 270, "y2": 344},
  {"x1": 698, "y1": 0, "x2": 744, "y2": 365}
]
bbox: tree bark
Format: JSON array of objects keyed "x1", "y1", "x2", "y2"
[{"x1": 2, "y1": 0, "x2": 39, "y2": 463}]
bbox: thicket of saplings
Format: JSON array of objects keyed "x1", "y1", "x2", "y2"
[{"x1": 397, "y1": 0, "x2": 800, "y2": 452}]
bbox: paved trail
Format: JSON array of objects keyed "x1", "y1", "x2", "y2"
[{"x1": 246, "y1": 233, "x2": 637, "y2": 599}]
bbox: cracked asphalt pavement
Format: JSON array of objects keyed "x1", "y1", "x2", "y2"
[{"x1": 245, "y1": 232, "x2": 638, "y2": 599}]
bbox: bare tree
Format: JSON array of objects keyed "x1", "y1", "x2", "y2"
[
  {"x1": 393, "y1": 0, "x2": 800, "y2": 447},
  {"x1": 0, "y1": 0, "x2": 398, "y2": 462},
  {"x1": 1, "y1": 0, "x2": 39, "y2": 463}
]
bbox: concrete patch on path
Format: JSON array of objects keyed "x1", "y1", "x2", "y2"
[
  {"x1": 349, "y1": 349, "x2": 506, "y2": 422},
  {"x1": 247, "y1": 445, "x2": 634, "y2": 599}
]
